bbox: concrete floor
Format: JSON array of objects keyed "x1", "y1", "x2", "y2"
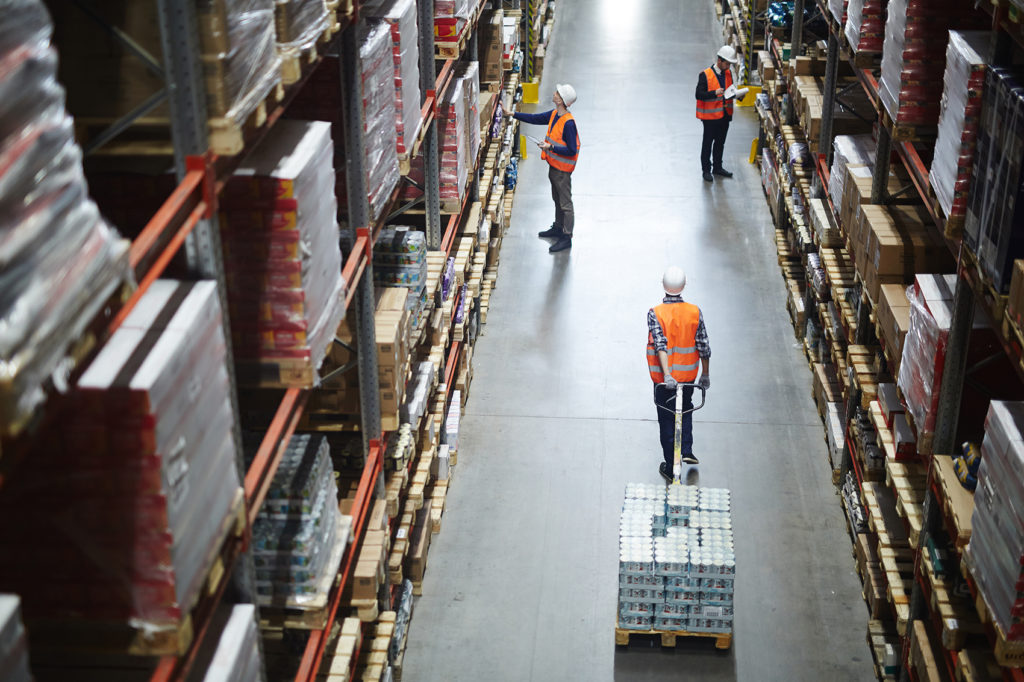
[{"x1": 403, "y1": 1, "x2": 877, "y2": 680}]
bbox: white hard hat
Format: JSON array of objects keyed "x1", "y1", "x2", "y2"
[
  {"x1": 663, "y1": 267, "x2": 686, "y2": 296},
  {"x1": 555, "y1": 83, "x2": 577, "y2": 108},
  {"x1": 717, "y1": 45, "x2": 739, "y2": 64}
]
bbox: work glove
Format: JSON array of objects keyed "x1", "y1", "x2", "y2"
[
  {"x1": 698, "y1": 375, "x2": 710, "y2": 391},
  {"x1": 663, "y1": 376, "x2": 678, "y2": 390}
]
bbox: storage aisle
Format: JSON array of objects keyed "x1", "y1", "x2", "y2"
[{"x1": 404, "y1": 1, "x2": 876, "y2": 679}]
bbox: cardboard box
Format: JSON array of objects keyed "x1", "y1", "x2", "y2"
[
  {"x1": 1009, "y1": 259, "x2": 1024, "y2": 326},
  {"x1": 405, "y1": 507, "x2": 432, "y2": 583}
]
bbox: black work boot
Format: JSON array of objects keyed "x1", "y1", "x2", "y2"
[
  {"x1": 549, "y1": 235, "x2": 572, "y2": 253},
  {"x1": 538, "y1": 224, "x2": 563, "y2": 238}
]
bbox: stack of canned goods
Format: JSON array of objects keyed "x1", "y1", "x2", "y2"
[{"x1": 618, "y1": 485, "x2": 736, "y2": 633}]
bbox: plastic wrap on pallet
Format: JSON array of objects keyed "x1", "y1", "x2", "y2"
[
  {"x1": 844, "y1": 0, "x2": 885, "y2": 53},
  {"x1": 0, "y1": 595, "x2": 32, "y2": 682},
  {"x1": 965, "y1": 400, "x2": 1024, "y2": 641},
  {"x1": 930, "y1": 31, "x2": 988, "y2": 222},
  {"x1": 0, "y1": 0, "x2": 130, "y2": 436},
  {"x1": 438, "y1": 77, "x2": 467, "y2": 201},
  {"x1": 896, "y1": 275, "x2": 959, "y2": 441},
  {"x1": 879, "y1": 0, "x2": 985, "y2": 125},
  {"x1": 250, "y1": 434, "x2": 349, "y2": 606},
  {"x1": 829, "y1": 134, "x2": 875, "y2": 212},
  {"x1": 364, "y1": 0, "x2": 423, "y2": 156},
  {"x1": 201, "y1": 604, "x2": 263, "y2": 681},
  {"x1": 222, "y1": 120, "x2": 346, "y2": 381},
  {"x1": 829, "y1": 0, "x2": 848, "y2": 27},
  {"x1": 457, "y1": 61, "x2": 481, "y2": 165},
  {"x1": 965, "y1": 67, "x2": 1024, "y2": 294},
  {"x1": 274, "y1": 0, "x2": 330, "y2": 50},
  {"x1": 0, "y1": 280, "x2": 243, "y2": 625},
  {"x1": 198, "y1": 0, "x2": 281, "y2": 125},
  {"x1": 360, "y1": 20, "x2": 401, "y2": 220}
]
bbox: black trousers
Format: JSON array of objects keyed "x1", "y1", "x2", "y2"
[
  {"x1": 548, "y1": 165, "x2": 574, "y2": 236},
  {"x1": 701, "y1": 118, "x2": 730, "y2": 173},
  {"x1": 654, "y1": 384, "x2": 694, "y2": 468}
]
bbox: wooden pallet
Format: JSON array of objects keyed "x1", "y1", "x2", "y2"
[
  {"x1": 615, "y1": 626, "x2": 732, "y2": 650},
  {"x1": 27, "y1": 488, "x2": 245, "y2": 657},
  {"x1": 867, "y1": 619, "x2": 899, "y2": 681}
]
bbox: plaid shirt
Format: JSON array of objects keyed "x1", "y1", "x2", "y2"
[{"x1": 647, "y1": 295, "x2": 711, "y2": 358}]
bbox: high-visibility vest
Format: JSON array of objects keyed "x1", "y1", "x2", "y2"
[
  {"x1": 695, "y1": 66, "x2": 733, "y2": 120},
  {"x1": 647, "y1": 302, "x2": 702, "y2": 384},
  {"x1": 542, "y1": 110, "x2": 580, "y2": 172}
]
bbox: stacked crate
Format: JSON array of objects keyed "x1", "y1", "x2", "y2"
[
  {"x1": 221, "y1": 119, "x2": 346, "y2": 385},
  {"x1": 930, "y1": 31, "x2": 988, "y2": 224}
]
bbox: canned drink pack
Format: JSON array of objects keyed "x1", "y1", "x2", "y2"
[
  {"x1": 618, "y1": 600, "x2": 654, "y2": 617},
  {"x1": 619, "y1": 573, "x2": 662, "y2": 587},
  {"x1": 619, "y1": 614, "x2": 653, "y2": 630},
  {"x1": 655, "y1": 602, "x2": 689, "y2": 617},
  {"x1": 655, "y1": 616, "x2": 687, "y2": 631},
  {"x1": 618, "y1": 586, "x2": 664, "y2": 602}
]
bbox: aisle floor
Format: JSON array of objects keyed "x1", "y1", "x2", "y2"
[{"x1": 404, "y1": 2, "x2": 876, "y2": 679}]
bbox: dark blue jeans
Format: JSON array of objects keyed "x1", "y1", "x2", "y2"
[{"x1": 654, "y1": 384, "x2": 694, "y2": 468}]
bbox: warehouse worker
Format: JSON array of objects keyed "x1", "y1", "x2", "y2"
[
  {"x1": 696, "y1": 46, "x2": 739, "y2": 183},
  {"x1": 647, "y1": 267, "x2": 711, "y2": 479},
  {"x1": 512, "y1": 84, "x2": 580, "y2": 254}
]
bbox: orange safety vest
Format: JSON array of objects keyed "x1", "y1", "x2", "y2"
[
  {"x1": 542, "y1": 110, "x2": 581, "y2": 172},
  {"x1": 647, "y1": 302, "x2": 702, "y2": 384},
  {"x1": 695, "y1": 66, "x2": 733, "y2": 121}
]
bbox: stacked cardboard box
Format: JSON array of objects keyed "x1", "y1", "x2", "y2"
[
  {"x1": 845, "y1": 0, "x2": 886, "y2": 53},
  {"x1": 829, "y1": 134, "x2": 875, "y2": 219},
  {"x1": 877, "y1": 284, "x2": 912, "y2": 369},
  {"x1": 353, "y1": 529, "x2": 390, "y2": 609},
  {"x1": 358, "y1": 21, "x2": 401, "y2": 220},
  {"x1": 364, "y1": 0, "x2": 422, "y2": 156},
  {"x1": 479, "y1": 9, "x2": 504, "y2": 86},
  {"x1": 879, "y1": 0, "x2": 984, "y2": 126},
  {"x1": 0, "y1": 595, "x2": 31, "y2": 682},
  {"x1": 375, "y1": 287, "x2": 413, "y2": 426},
  {"x1": 965, "y1": 67, "x2": 1024, "y2": 294},
  {"x1": 852, "y1": 204, "x2": 955, "y2": 302},
  {"x1": 222, "y1": 120, "x2": 346, "y2": 384},
  {"x1": 618, "y1": 485, "x2": 736, "y2": 633},
  {"x1": 965, "y1": 401, "x2": 1024, "y2": 642},
  {"x1": 251, "y1": 435, "x2": 349, "y2": 608},
  {"x1": 0, "y1": 281, "x2": 242, "y2": 626},
  {"x1": 930, "y1": 31, "x2": 988, "y2": 223},
  {"x1": 0, "y1": 0, "x2": 130, "y2": 435}
]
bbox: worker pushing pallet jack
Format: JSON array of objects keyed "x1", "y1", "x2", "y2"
[{"x1": 648, "y1": 266, "x2": 711, "y2": 483}]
